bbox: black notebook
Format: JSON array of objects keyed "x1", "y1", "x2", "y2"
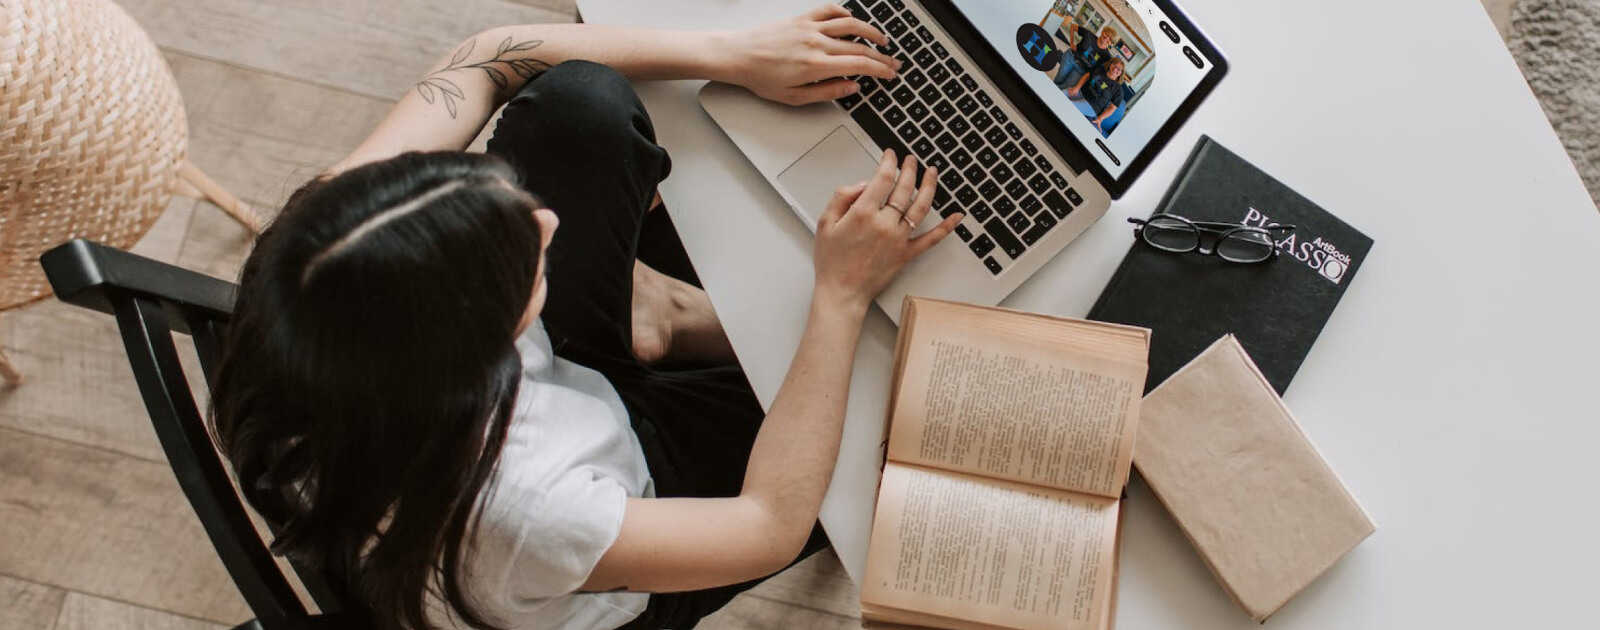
[{"x1": 1088, "y1": 136, "x2": 1373, "y2": 394}]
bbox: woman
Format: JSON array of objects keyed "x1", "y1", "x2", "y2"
[
  {"x1": 208, "y1": 5, "x2": 961, "y2": 630},
  {"x1": 1067, "y1": 57, "x2": 1127, "y2": 135}
]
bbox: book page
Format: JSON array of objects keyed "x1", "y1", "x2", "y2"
[
  {"x1": 886, "y1": 306, "x2": 1145, "y2": 497},
  {"x1": 862, "y1": 463, "x2": 1119, "y2": 630}
]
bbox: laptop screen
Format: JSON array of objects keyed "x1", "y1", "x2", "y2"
[{"x1": 943, "y1": 0, "x2": 1219, "y2": 182}]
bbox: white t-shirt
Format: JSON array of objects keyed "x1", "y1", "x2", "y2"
[{"x1": 433, "y1": 321, "x2": 653, "y2": 630}]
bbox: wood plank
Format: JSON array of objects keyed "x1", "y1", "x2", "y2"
[
  {"x1": 165, "y1": 52, "x2": 394, "y2": 212},
  {"x1": 55, "y1": 592, "x2": 228, "y2": 630},
  {"x1": 740, "y1": 549, "x2": 861, "y2": 619},
  {"x1": 119, "y1": 0, "x2": 573, "y2": 102},
  {"x1": 0, "y1": 198, "x2": 201, "y2": 464},
  {"x1": 0, "y1": 427, "x2": 250, "y2": 624},
  {"x1": 0, "y1": 574, "x2": 67, "y2": 630}
]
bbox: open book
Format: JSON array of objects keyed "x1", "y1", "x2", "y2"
[{"x1": 862, "y1": 297, "x2": 1150, "y2": 630}]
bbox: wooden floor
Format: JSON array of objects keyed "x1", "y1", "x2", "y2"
[{"x1": 0, "y1": 0, "x2": 1520, "y2": 628}]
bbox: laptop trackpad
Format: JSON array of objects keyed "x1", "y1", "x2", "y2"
[{"x1": 778, "y1": 126, "x2": 881, "y2": 226}]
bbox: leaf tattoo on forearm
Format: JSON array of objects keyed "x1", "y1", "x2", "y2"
[{"x1": 415, "y1": 36, "x2": 551, "y2": 118}]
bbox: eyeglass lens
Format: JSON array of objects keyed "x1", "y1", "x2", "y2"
[{"x1": 1138, "y1": 216, "x2": 1279, "y2": 263}]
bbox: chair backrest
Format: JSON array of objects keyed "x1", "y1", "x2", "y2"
[{"x1": 40, "y1": 239, "x2": 361, "y2": 630}]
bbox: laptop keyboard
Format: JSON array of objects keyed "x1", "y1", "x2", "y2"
[{"x1": 837, "y1": 0, "x2": 1085, "y2": 275}]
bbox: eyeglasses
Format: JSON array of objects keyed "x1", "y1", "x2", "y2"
[{"x1": 1127, "y1": 213, "x2": 1296, "y2": 263}]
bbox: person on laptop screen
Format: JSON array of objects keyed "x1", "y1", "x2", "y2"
[
  {"x1": 1054, "y1": 23, "x2": 1120, "y2": 90},
  {"x1": 1067, "y1": 57, "x2": 1129, "y2": 135},
  {"x1": 205, "y1": 6, "x2": 960, "y2": 630}
]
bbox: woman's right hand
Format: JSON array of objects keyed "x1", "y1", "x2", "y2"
[{"x1": 812, "y1": 150, "x2": 963, "y2": 310}]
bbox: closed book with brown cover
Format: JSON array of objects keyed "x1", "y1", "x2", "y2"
[{"x1": 1133, "y1": 336, "x2": 1374, "y2": 622}]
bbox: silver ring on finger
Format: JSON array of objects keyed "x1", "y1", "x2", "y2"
[
  {"x1": 902, "y1": 215, "x2": 917, "y2": 230},
  {"x1": 882, "y1": 201, "x2": 907, "y2": 215}
]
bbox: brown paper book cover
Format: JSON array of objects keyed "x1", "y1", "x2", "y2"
[
  {"x1": 861, "y1": 297, "x2": 1150, "y2": 630},
  {"x1": 1133, "y1": 335, "x2": 1375, "y2": 622}
]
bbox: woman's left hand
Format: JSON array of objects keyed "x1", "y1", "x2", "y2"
[{"x1": 715, "y1": 4, "x2": 902, "y2": 106}]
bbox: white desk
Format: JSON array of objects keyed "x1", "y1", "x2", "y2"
[{"x1": 577, "y1": 1, "x2": 1600, "y2": 626}]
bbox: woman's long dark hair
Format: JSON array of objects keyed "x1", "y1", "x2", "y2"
[{"x1": 209, "y1": 152, "x2": 543, "y2": 630}]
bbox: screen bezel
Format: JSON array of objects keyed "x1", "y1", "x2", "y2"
[{"x1": 918, "y1": 0, "x2": 1228, "y2": 199}]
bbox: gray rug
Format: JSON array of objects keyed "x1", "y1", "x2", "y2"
[{"x1": 1508, "y1": 0, "x2": 1600, "y2": 208}]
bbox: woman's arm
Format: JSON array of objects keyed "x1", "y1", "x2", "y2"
[
  {"x1": 1068, "y1": 72, "x2": 1091, "y2": 96},
  {"x1": 1093, "y1": 103, "x2": 1118, "y2": 127},
  {"x1": 581, "y1": 151, "x2": 962, "y2": 593},
  {"x1": 329, "y1": 5, "x2": 897, "y2": 175}
]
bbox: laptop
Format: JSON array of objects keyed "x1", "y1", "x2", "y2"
[{"x1": 700, "y1": 0, "x2": 1226, "y2": 323}]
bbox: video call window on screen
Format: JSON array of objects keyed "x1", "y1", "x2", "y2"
[{"x1": 1031, "y1": 0, "x2": 1155, "y2": 139}]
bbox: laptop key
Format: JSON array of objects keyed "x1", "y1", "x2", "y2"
[
  {"x1": 992, "y1": 196, "x2": 1016, "y2": 217},
  {"x1": 1035, "y1": 155, "x2": 1053, "y2": 173},
  {"x1": 917, "y1": 26, "x2": 935, "y2": 43},
  {"x1": 907, "y1": 101, "x2": 930, "y2": 121},
  {"x1": 979, "y1": 181, "x2": 1003, "y2": 202},
  {"x1": 946, "y1": 58, "x2": 965, "y2": 76},
  {"x1": 869, "y1": 90, "x2": 893, "y2": 110},
  {"x1": 1014, "y1": 157, "x2": 1037, "y2": 180},
  {"x1": 859, "y1": 76, "x2": 880, "y2": 95},
  {"x1": 838, "y1": 92, "x2": 863, "y2": 110},
  {"x1": 897, "y1": 119, "x2": 921, "y2": 142},
  {"x1": 934, "y1": 132, "x2": 958, "y2": 153},
  {"x1": 975, "y1": 147, "x2": 999, "y2": 168},
  {"x1": 1042, "y1": 190, "x2": 1073, "y2": 219},
  {"x1": 961, "y1": 131, "x2": 984, "y2": 152},
  {"x1": 983, "y1": 218, "x2": 1027, "y2": 259},
  {"x1": 956, "y1": 95, "x2": 980, "y2": 116},
  {"x1": 918, "y1": 85, "x2": 942, "y2": 105},
  {"x1": 993, "y1": 163, "x2": 1016, "y2": 186},
  {"x1": 947, "y1": 115, "x2": 972, "y2": 136},
  {"x1": 1005, "y1": 122, "x2": 1023, "y2": 141},
  {"x1": 990, "y1": 107, "x2": 1009, "y2": 124},
  {"x1": 950, "y1": 147, "x2": 973, "y2": 168},
  {"x1": 927, "y1": 64, "x2": 950, "y2": 85},
  {"x1": 984, "y1": 256, "x2": 1003, "y2": 275},
  {"x1": 1003, "y1": 178, "x2": 1027, "y2": 199},
  {"x1": 870, "y1": 3, "x2": 894, "y2": 21},
  {"x1": 955, "y1": 224, "x2": 973, "y2": 242},
  {"x1": 939, "y1": 168, "x2": 963, "y2": 190},
  {"x1": 911, "y1": 136, "x2": 935, "y2": 158},
  {"x1": 1021, "y1": 212, "x2": 1057, "y2": 245},
  {"x1": 887, "y1": 0, "x2": 904, "y2": 10},
  {"x1": 963, "y1": 164, "x2": 987, "y2": 186},
  {"x1": 970, "y1": 233, "x2": 995, "y2": 258},
  {"x1": 934, "y1": 186, "x2": 951, "y2": 212},
  {"x1": 983, "y1": 126, "x2": 1007, "y2": 146},
  {"x1": 968, "y1": 201, "x2": 994, "y2": 222},
  {"x1": 954, "y1": 184, "x2": 979, "y2": 206},
  {"x1": 932, "y1": 42, "x2": 950, "y2": 58},
  {"x1": 961, "y1": 75, "x2": 979, "y2": 92},
  {"x1": 901, "y1": 33, "x2": 923, "y2": 53},
  {"x1": 933, "y1": 101, "x2": 958, "y2": 122},
  {"x1": 926, "y1": 152, "x2": 950, "y2": 172},
  {"x1": 904, "y1": 69, "x2": 928, "y2": 91},
  {"x1": 883, "y1": 106, "x2": 907, "y2": 127},
  {"x1": 1066, "y1": 188, "x2": 1083, "y2": 205},
  {"x1": 1021, "y1": 139, "x2": 1038, "y2": 156},
  {"x1": 971, "y1": 111, "x2": 994, "y2": 133},
  {"x1": 941, "y1": 80, "x2": 966, "y2": 101},
  {"x1": 903, "y1": 9, "x2": 920, "y2": 27},
  {"x1": 919, "y1": 117, "x2": 944, "y2": 137},
  {"x1": 892, "y1": 85, "x2": 916, "y2": 105},
  {"x1": 976, "y1": 91, "x2": 994, "y2": 107},
  {"x1": 885, "y1": 17, "x2": 907, "y2": 38},
  {"x1": 1028, "y1": 174, "x2": 1051, "y2": 195},
  {"x1": 1050, "y1": 172, "x2": 1071, "y2": 189},
  {"x1": 999, "y1": 141, "x2": 1022, "y2": 162},
  {"x1": 1007, "y1": 212, "x2": 1030, "y2": 233},
  {"x1": 914, "y1": 48, "x2": 938, "y2": 68},
  {"x1": 1020, "y1": 194, "x2": 1043, "y2": 216}
]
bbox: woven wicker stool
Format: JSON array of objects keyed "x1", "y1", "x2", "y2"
[{"x1": 0, "y1": 0, "x2": 259, "y2": 383}]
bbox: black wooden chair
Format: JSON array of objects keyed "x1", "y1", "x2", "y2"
[{"x1": 40, "y1": 239, "x2": 362, "y2": 630}]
